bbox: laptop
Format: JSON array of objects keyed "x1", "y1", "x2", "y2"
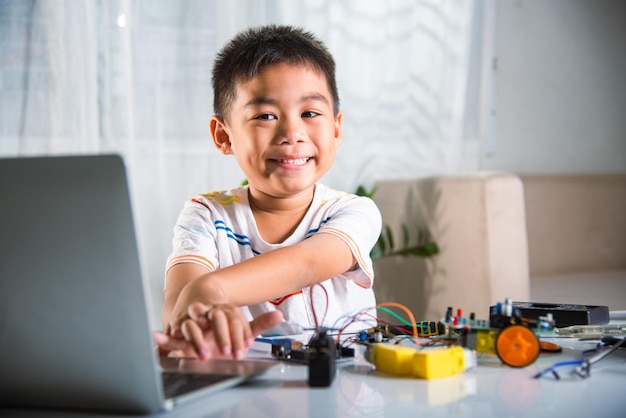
[{"x1": 0, "y1": 154, "x2": 277, "y2": 414}]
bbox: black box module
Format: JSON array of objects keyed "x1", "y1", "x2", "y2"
[
  {"x1": 308, "y1": 328, "x2": 336, "y2": 387},
  {"x1": 513, "y1": 302, "x2": 610, "y2": 327}
]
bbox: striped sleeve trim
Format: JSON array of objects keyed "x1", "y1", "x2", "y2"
[
  {"x1": 318, "y1": 227, "x2": 373, "y2": 287},
  {"x1": 165, "y1": 254, "x2": 216, "y2": 274}
]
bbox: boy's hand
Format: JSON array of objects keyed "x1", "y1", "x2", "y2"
[
  {"x1": 166, "y1": 275, "x2": 228, "y2": 337},
  {"x1": 157, "y1": 308, "x2": 283, "y2": 360}
]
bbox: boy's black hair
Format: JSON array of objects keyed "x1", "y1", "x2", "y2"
[{"x1": 212, "y1": 24, "x2": 340, "y2": 120}]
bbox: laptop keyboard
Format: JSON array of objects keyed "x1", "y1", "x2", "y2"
[{"x1": 162, "y1": 371, "x2": 236, "y2": 399}]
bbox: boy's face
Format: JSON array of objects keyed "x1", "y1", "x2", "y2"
[{"x1": 211, "y1": 63, "x2": 342, "y2": 201}]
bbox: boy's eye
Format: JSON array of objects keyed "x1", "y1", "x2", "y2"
[
  {"x1": 302, "y1": 111, "x2": 319, "y2": 118},
  {"x1": 255, "y1": 113, "x2": 276, "y2": 121}
]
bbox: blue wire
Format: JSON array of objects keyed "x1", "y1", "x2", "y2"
[
  {"x1": 534, "y1": 359, "x2": 585, "y2": 380},
  {"x1": 534, "y1": 339, "x2": 624, "y2": 380}
]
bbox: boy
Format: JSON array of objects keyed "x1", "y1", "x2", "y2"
[{"x1": 155, "y1": 25, "x2": 382, "y2": 360}]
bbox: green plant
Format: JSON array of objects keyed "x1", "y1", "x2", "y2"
[{"x1": 354, "y1": 185, "x2": 439, "y2": 260}]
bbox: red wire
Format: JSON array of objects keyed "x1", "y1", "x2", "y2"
[{"x1": 309, "y1": 283, "x2": 329, "y2": 328}]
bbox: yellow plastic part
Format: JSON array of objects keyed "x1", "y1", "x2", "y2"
[
  {"x1": 495, "y1": 324, "x2": 540, "y2": 368},
  {"x1": 369, "y1": 344, "x2": 416, "y2": 377},
  {"x1": 369, "y1": 344, "x2": 469, "y2": 379},
  {"x1": 475, "y1": 329, "x2": 498, "y2": 355},
  {"x1": 412, "y1": 346, "x2": 468, "y2": 379}
]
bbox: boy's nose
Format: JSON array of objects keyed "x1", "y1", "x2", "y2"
[{"x1": 277, "y1": 117, "x2": 306, "y2": 144}]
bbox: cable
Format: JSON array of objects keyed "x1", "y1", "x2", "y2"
[
  {"x1": 376, "y1": 306, "x2": 414, "y2": 326},
  {"x1": 533, "y1": 360, "x2": 586, "y2": 380},
  {"x1": 331, "y1": 309, "x2": 357, "y2": 332},
  {"x1": 309, "y1": 283, "x2": 329, "y2": 328},
  {"x1": 338, "y1": 311, "x2": 380, "y2": 342},
  {"x1": 329, "y1": 302, "x2": 421, "y2": 348},
  {"x1": 534, "y1": 337, "x2": 626, "y2": 380},
  {"x1": 574, "y1": 337, "x2": 626, "y2": 378},
  {"x1": 376, "y1": 302, "x2": 419, "y2": 346}
]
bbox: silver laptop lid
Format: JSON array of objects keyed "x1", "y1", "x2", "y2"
[{"x1": 0, "y1": 155, "x2": 165, "y2": 413}]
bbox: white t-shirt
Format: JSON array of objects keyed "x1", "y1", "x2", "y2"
[{"x1": 165, "y1": 183, "x2": 382, "y2": 334}]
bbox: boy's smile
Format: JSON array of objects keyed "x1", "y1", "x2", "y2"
[{"x1": 211, "y1": 63, "x2": 343, "y2": 208}]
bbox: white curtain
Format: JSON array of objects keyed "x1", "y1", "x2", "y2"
[{"x1": 0, "y1": 0, "x2": 496, "y2": 325}]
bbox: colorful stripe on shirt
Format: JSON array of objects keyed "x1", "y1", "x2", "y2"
[
  {"x1": 190, "y1": 196, "x2": 259, "y2": 255},
  {"x1": 305, "y1": 216, "x2": 331, "y2": 238},
  {"x1": 269, "y1": 290, "x2": 303, "y2": 305},
  {"x1": 214, "y1": 220, "x2": 260, "y2": 255},
  {"x1": 197, "y1": 192, "x2": 240, "y2": 206}
]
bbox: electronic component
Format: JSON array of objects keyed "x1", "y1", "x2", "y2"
[
  {"x1": 554, "y1": 324, "x2": 626, "y2": 338},
  {"x1": 399, "y1": 321, "x2": 448, "y2": 337},
  {"x1": 270, "y1": 339, "x2": 307, "y2": 362},
  {"x1": 356, "y1": 321, "x2": 447, "y2": 344},
  {"x1": 440, "y1": 298, "x2": 553, "y2": 368},
  {"x1": 307, "y1": 328, "x2": 336, "y2": 387},
  {"x1": 513, "y1": 302, "x2": 609, "y2": 327},
  {"x1": 270, "y1": 338, "x2": 354, "y2": 364}
]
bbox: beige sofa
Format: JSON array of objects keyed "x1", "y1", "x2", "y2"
[{"x1": 371, "y1": 172, "x2": 626, "y2": 322}]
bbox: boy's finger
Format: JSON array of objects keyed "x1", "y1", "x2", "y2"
[
  {"x1": 168, "y1": 326, "x2": 183, "y2": 339},
  {"x1": 187, "y1": 302, "x2": 211, "y2": 329},
  {"x1": 228, "y1": 319, "x2": 246, "y2": 360},
  {"x1": 250, "y1": 311, "x2": 284, "y2": 336},
  {"x1": 153, "y1": 332, "x2": 190, "y2": 354},
  {"x1": 181, "y1": 319, "x2": 209, "y2": 360},
  {"x1": 209, "y1": 309, "x2": 232, "y2": 358}
]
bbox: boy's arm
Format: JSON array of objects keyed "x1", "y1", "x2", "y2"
[
  {"x1": 162, "y1": 263, "x2": 213, "y2": 332},
  {"x1": 164, "y1": 231, "x2": 355, "y2": 357}
]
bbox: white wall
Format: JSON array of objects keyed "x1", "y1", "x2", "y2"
[{"x1": 481, "y1": 0, "x2": 626, "y2": 174}]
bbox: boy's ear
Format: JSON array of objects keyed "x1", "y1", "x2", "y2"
[
  {"x1": 210, "y1": 116, "x2": 233, "y2": 155},
  {"x1": 333, "y1": 111, "x2": 343, "y2": 149}
]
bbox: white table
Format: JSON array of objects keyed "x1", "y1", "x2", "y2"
[{"x1": 3, "y1": 317, "x2": 625, "y2": 418}]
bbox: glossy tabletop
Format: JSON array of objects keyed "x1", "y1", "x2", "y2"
[{"x1": 3, "y1": 323, "x2": 625, "y2": 418}]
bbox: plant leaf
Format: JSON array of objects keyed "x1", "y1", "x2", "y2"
[
  {"x1": 402, "y1": 224, "x2": 410, "y2": 248},
  {"x1": 354, "y1": 184, "x2": 377, "y2": 198},
  {"x1": 384, "y1": 225, "x2": 394, "y2": 251},
  {"x1": 376, "y1": 233, "x2": 386, "y2": 255},
  {"x1": 355, "y1": 185, "x2": 367, "y2": 197}
]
